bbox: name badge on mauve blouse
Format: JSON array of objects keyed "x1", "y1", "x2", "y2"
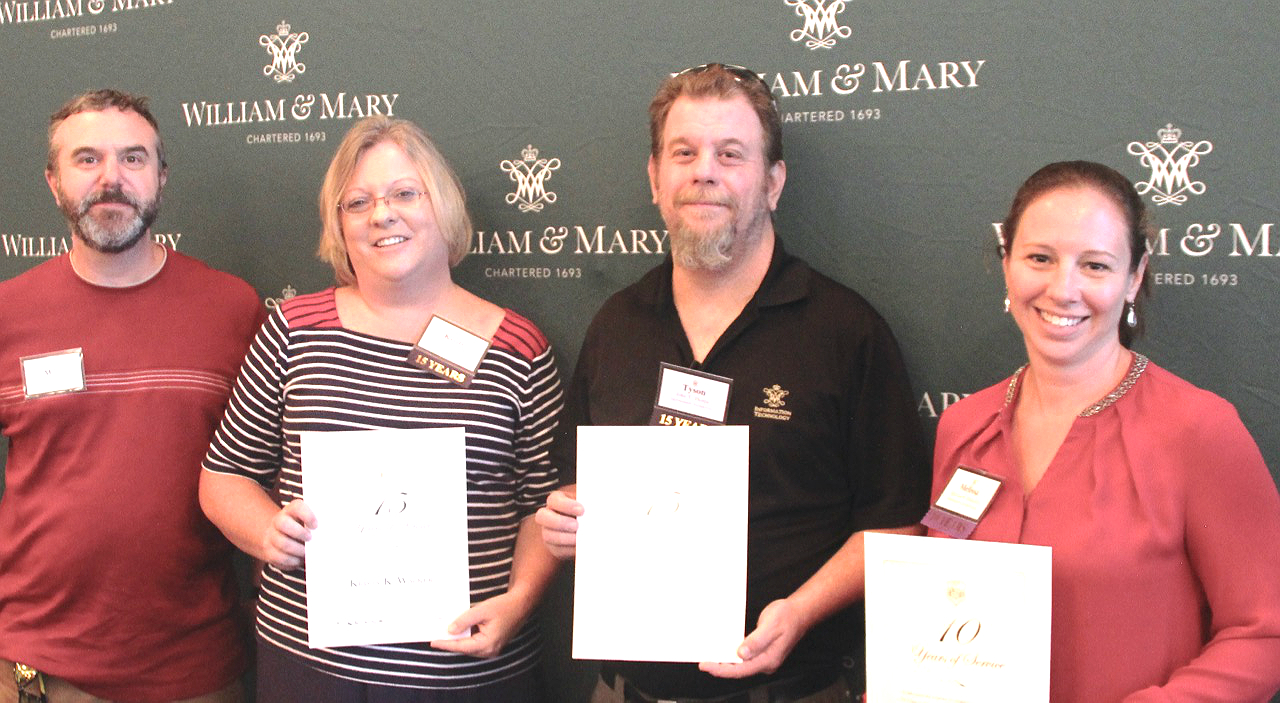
[
  {"x1": 649, "y1": 362, "x2": 733, "y2": 426},
  {"x1": 408, "y1": 316, "x2": 491, "y2": 387},
  {"x1": 921, "y1": 465, "x2": 1003, "y2": 539}
]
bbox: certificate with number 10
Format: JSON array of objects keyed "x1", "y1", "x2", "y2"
[{"x1": 865, "y1": 533, "x2": 1051, "y2": 703}]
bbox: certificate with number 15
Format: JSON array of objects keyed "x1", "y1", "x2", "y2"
[{"x1": 301, "y1": 427, "x2": 471, "y2": 650}]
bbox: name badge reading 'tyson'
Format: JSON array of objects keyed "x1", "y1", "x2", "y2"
[
  {"x1": 20, "y1": 348, "x2": 86, "y2": 398},
  {"x1": 650, "y1": 363, "x2": 734, "y2": 426},
  {"x1": 408, "y1": 316, "x2": 492, "y2": 387}
]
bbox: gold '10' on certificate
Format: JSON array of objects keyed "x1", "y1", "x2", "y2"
[{"x1": 864, "y1": 533, "x2": 1051, "y2": 703}]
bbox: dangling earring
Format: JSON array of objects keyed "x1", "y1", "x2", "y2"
[
  {"x1": 1003, "y1": 295, "x2": 1010, "y2": 314},
  {"x1": 1125, "y1": 302, "x2": 1137, "y2": 328}
]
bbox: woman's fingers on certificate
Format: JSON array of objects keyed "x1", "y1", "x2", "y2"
[
  {"x1": 431, "y1": 596, "x2": 520, "y2": 658},
  {"x1": 264, "y1": 499, "x2": 316, "y2": 570},
  {"x1": 536, "y1": 487, "x2": 583, "y2": 559}
]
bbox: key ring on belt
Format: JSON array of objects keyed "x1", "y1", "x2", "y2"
[{"x1": 13, "y1": 662, "x2": 48, "y2": 703}]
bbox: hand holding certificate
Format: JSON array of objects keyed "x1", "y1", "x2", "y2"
[
  {"x1": 864, "y1": 533, "x2": 1051, "y2": 703},
  {"x1": 301, "y1": 427, "x2": 471, "y2": 649},
  {"x1": 573, "y1": 425, "x2": 749, "y2": 664}
]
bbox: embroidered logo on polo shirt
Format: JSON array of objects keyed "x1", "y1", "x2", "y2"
[{"x1": 753, "y1": 384, "x2": 793, "y2": 421}]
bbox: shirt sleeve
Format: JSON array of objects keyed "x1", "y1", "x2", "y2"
[
  {"x1": 846, "y1": 313, "x2": 932, "y2": 532},
  {"x1": 202, "y1": 308, "x2": 289, "y2": 489},
  {"x1": 549, "y1": 320, "x2": 600, "y2": 487},
  {"x1": 1126, "y1": 400, "x2": 1280, "y2": 702},
  {"x1": 511, "y1": 342, "x2": 564, "y2": 517}
]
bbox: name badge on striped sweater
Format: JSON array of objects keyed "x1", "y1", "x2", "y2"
[{"x1": 408, "y1": 316, "x2": 491, "y2": 387}]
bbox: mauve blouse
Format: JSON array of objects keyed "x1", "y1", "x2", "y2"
[{"x1": 930, "y1": 355, "x2": 1280, "y2": 702}]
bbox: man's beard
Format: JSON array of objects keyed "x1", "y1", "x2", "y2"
[
  {"x1": 60, "y1": 185, "x2": 160, "y2": 254},
  {"x1": 667, "y1": 185, "x2": 769, "y2": 272}
]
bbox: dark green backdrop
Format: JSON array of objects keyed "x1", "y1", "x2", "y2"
[{"x1": 1, "y1": 2, "x2": 1276, "y2": 700}]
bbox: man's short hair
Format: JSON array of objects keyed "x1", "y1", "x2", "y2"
[
  {"x1": 47, "y1": 89, "x2": 166, "y2": 173},
  {"x1": 648, "y1": 63, "x2": 783, "y2": 165},
  {"x1": 316, "y1": 116, "x2": 473, "y2": 285}
]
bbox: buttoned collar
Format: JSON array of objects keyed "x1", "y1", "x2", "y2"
[{"x1": 640, "y1": 235, "x2": 812, "y2": 312}]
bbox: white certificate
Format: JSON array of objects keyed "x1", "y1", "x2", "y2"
[
  {"x1": 301, "y1": 427, "x2": 471, "y2": 649},
  {"x1": 573, "y1": 425, "x2": 748, "y2": 663},
  {"x1": 865, "y1": 533, "x2": 1051, "y2": 703}
]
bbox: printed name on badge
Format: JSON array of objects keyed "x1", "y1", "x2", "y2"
[
  {"x1": 921, "y1": 465, "x2": 1003, "y2": 539},
  {"x1": 650, "y1": 363, "x2": 734, "y2": 426},
  {"x1": 20, "y1": 348, "x2": 87, "y2": 398},
  {"x1": 408, "y1": 316, "x2": 492, "y2": 387}
]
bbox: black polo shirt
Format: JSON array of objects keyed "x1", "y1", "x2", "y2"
[{"x1": 557, "y1": 238, "x2": 930, "y2": 698}]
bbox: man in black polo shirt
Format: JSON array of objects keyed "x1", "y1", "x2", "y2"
[{"x1": 536, "y1": 63, "x2": 929, "y2": 703}]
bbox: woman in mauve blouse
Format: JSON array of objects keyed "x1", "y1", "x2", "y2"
[{"x1": 929, "y1": 160, "x2": 1280, "y2": 702}]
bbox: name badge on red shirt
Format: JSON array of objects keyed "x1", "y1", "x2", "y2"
[
  {"x1": 20, "y1": 347, "x2": 86, "y2": 398},
  {"x1": 922, "y1": 465, "x2": 1003, "y2": 539}
]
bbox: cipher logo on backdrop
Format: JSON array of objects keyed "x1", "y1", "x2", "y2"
[
  {"x1": 501, "y1": 145, "x2": 560, "y2": 214},
  {"x1": 761, "y1": 0, "x2": 989, "y2": 126},
  {"x1": 179, "y1": 18, "x2": 401, "y2": 137},
  {"x1": 1118, "y1": 124, "x2": 1275, "y2": 269},
  {"x1": 786, "y1": 0, "x2": 851, "y2": 50},
  {"x1": 261, "y1": 19, "x2": 307, "y2": 83},
  {"x1": 1127, "y1": 123, "x2": 1213, "y2": 207},
  {"x1": 474, "y1": 144, "x2": 667, "y2": 263}
]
